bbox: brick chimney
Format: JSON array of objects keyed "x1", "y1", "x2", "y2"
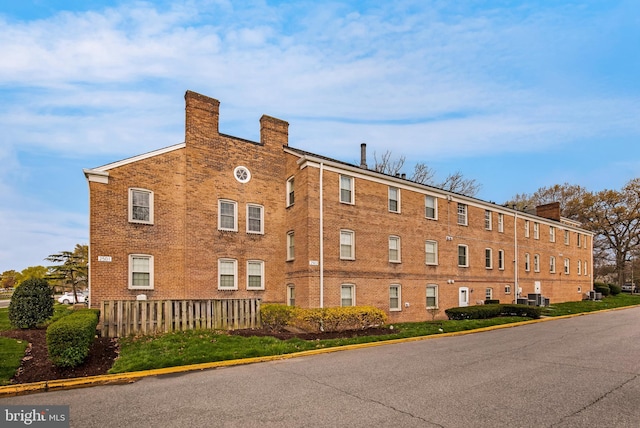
[
  {"x1": 185, "y1": 90, "x2": 220, "y2": 145},
  {"x1": 260, "y1": 115, "x2": 289, "y2": 147},
  {"x1": 536, "y1": 202, "x2": 561, "y2": 221}
]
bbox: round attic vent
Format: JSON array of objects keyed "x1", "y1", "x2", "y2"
[{"x1": 234, "y1": 166, "x2": 251, "y2": 183}]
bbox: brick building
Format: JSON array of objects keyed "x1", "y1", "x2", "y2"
[{"x1": 84, "y1": 90, "x2": 594, "y2": 322}]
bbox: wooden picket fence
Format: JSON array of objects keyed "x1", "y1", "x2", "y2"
[{"x1": 100, "y1": 298, "x2": 261, "y2": 338}]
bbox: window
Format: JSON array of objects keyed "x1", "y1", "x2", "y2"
[
  {"x1": 524, "y1": 253, "x2": 530, "y2": 272},
  {"x1": 340, "y1": 230, "x2": 355, "y2": 260},
  {"x1": 534, "y1": 254, "x2": 540, "y2": 272},
  {"x1": 584, "y1": 261, "x2": 588, "y2": 276},
  {"x1": 498, "y1": 213, "x2": 504, "y2": 233},
  {"x1": 218, "y1": 259, "x2": 238, "y2": 290},
  {"x1": 234, "y1": 166, "x2": 251, "y2": 183},
  {"x1": 247, "y1": 260, "x2": 264, "y2": 290},
  {"x1": 218, "y1": 200, "x2": 237, "y2": 231},
  {"x1": 389, "y1": 236, "x2": 401, "y2": 263},
  {"x1": 341, "y1": 284, "x2": 354, "y2": 306},
  {"x1": 389, "y1": 285, "x2": 401, "y2": 311},
  {"x1": 457, "y1": 203, "x2": 468, "y2": 225},
  {"x1": 524, "y1": 220, "x2": 530, "y2": 238},
  {"x1": 485, "y1": 210, "x2": 492, "y2": 230},
  {"x1": 458, "y1": 245, "x2": 469, "y2": 267},
  {"x1": 388, "y1": 187, "x2": 400, "y2": 213},
  {"x1": 425, "y1": 240, "x2": 438, "y2": 265},
  {"x1": 287, "y1": 284, "x2": 295, "y2": 306},
  {"x1": 533, "y1": 222, "x2": 539, "y2": 240},
  {"x1": 426, "y1": 285, "x2": 438, "y2": 308},
  {"x1": 485, "y1": 248, "x2": 493, "y2": 269},
  {"x1": 577, "y1": 259, "x2": 582, "y2": 275},
  {"x1": 425, "y1": 196, "x2": 437, "y2": 219},
  {"x1": 286, "y1": 177, "x2": 295, "y2": 207},
  {"x1": 564, "y1": 230, "x2": 570, "y2": 245},
  {"x1": 286, "y1": 231, "x2": 295, "y2": 261},
  {"x1": 577, "y1": 234, "x2": 582, "y2": 247},
  {"x1": 550, "y1": 256, "x2": 556, "y2": 273},
  {"x1": 498, "y1": 249, "x2": 505, "y2": 270},
  {"x1": 505, "y1": 285, "x2": 511, "y2": 294},
  {"x1": 129, "y1": 254, "x2": 153, "y2": 289},
  {"x1": 564, "y1": 258, "x2": 570, "y2": 275},
  {"x1": 550, "y1": 226, "x2": 556, "y2": 242},
  {"x1": 485, "y1": 288, "x2": 493, "y2": 300},
  {"x1": 340, "y1": 175, "x2": 354, "y2": 204},
  {"x1": 247, "y1": 204, "x2": 264, "y2": 234},
  {"x1": 129, "y1": 188, "x2": 153, "y2": 224}
]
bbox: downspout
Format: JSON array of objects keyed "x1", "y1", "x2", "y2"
[
  {"x1": 319, "y1": 162, "x2": 324, "y2": 308},
  {"x1": 514, "y1": 210, "x2": 519, "y2": 303}
]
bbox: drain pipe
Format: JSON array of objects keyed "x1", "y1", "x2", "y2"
[
  {"x1": 319, "y1": 162, "x2": 324, "y2": 308},
  {"x1": 514, "y1": 209, "x2": 519, "y2": 303}
]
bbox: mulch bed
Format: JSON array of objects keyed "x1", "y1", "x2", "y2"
[
  {"x1": 0, "y1": 329, "x2": 119, "y2": 384},
  {"x1": 1, "y1": 326, "x2": 392, "y2": 385}
]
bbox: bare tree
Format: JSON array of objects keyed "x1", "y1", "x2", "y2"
[
  {"x1": 439, "y1": 171, "x2": 481, "y2": 197},
  {"x1": 410, "y1": 162, "x2": 436, "y2": 185},
  {"x1": 372, "y1": 150, "x2": 406, "y2": 176}
]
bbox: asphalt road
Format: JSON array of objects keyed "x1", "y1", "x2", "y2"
[{"x1": 3, "y1": 307, "x2": 640, "y2": 427}]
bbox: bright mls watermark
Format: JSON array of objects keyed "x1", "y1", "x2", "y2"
[{"x1": 1, "y1": 406, "x2": 69, "y2": 427}]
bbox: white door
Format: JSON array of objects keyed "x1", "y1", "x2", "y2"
[
  {"x1": 534, "y1": 281, "x2": 541, "y2": 294},
  {"x1": 459, "y1": 287, "x2": 469, "y2": 307}
]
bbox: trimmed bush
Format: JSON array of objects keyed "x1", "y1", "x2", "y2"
[
  {"x1": 593, "y1": 283, "x2": 610, "y2": 297},
  {"x1": 609, "y1": 284, "x2": 622, "y2": 296},
  {"x1": 9, "y1": 278, "x2": 54, "y2": 329},
  {"x1": 46, "y1": 309, "x2": 99, "y2": 368},
  {"x1": 293, "y1": 306, "x2": 387, "y2": 333},
  {"x1": 445, "y1": 304, "x2": 540, "y2": 320},
  {"x1": 261, "y1": 304, "x2": 297, "y2": 331}
]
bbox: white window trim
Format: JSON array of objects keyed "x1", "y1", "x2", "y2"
[
  {"x1": 485, "y1": 248, "x2": 493, "y2": 269},
  {"x1": 286, "y1": 176, "x2": 295, "y2": 207},
  {"x1": 286, "y1": 231, "x2": 295, "y2": 261},
  {"x1": 340, "y1": 175, "x2": 354, "y2": 204},
  {"x1": 457, "y1": 203, "x2": 468, "y2": 226},
  {"x1": 525, "y1": 220, "x2": 530, "y2": 238},
  {"x1": 218, "y1": 199, "x2": 238, "y2": 232},
  {"x1": 534, "y1": 254, "x2": 540, "y2": 272},
  {"x1": 525, "y1": 253, "x2": 531, "y2": 272},
  {"x1": 340, "y1": 229, "x2": 355, "y2": 260},
  {"x1": 577, "y1": 259, "x2": 582, "y2": 276},
  {"x1": 246, "y1": 260, "x2": 265, "y2": 290},
  {"x1": 246, "y1": 204, "x2": 264, "y2": 234},
  {"x1": 498, "y1": 249, "x2": 505, "y2": 270},
  {"x1": 425, "y1": 195, "x2": 438, "y2": 220},
  {"x1": 426, "y1": 284, "x2": 438, "y2": 309},
  {"x1": 564, "y1": 258, "x2": 570, "y2": 275},
  {"x1": 128, "y1": 188, "x2": 154, "y2": 224},
  {"x1": 128, "y1": 254, "x2": 154, "y2": 290},
  {"x1": 485, "y1": 210, "x2": 492, "y2": 230},
  {"x1": 287, "y1": 284, "x2": 295, "y2": 306},
  {"x1": 389, "y1": 284, "x2": 401, "y2": 312},
  {"x1": 564, "y1": 230, "x2": 570, "y2": 245},
  {"x1": 505, "y1": 285, "x2": 512, "y2": 294},
  {"x1": 389, "y1": 235, "x2": 401, "y2": 263},
  {"x1": 425, "y1": 240, "x2": 438, "y2": 265},
  {"x1": 534, "y1": 222, "x2": 540, "y2": 240},
  {"x1": 218, "y1": 258, "x2": 238, "y2": 290},
  {"x1": 458, "y1": 244, "x2": 469, "y2": 267},
  {"x1": 550, "y1": 256, "x2": 556, "y2": 273},
  {"x1": 498, "y1": 213, "x2": 504, "y2": 233},
  {"x1": 485, "y1": 287, "x2": 493, "y2": 300},
  {"x1": 550, "y1": 226, "x2": 556, "y2": 243},
  {"x1": 388, "y1": 187, "x2": 400, "y2": 213},
  {"x1": 341, "y1": 284, "x2": 355, "y2": 307}
]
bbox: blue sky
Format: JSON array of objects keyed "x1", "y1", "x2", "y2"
[{"x1": 1, "y1": 0, "x2": 639, "y2": 273}]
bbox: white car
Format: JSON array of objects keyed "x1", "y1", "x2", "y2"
[{"x1": 57, "y1": 291, "x2": 88, "y2": 305}]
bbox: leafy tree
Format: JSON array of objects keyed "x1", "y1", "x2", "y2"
[
  {"x1": 9, "y1": 278, "x2": 54, "y2": 329},
  {"x1": 505, "y1": 183, "x2": 589, "y2": 220},
  {"x1": 0, "y1": 270, "x2": 19, "y2": 289},
  {"x1": 15, "y1": 266, "x2": 49, "y2": 285},
  {"x1": 45, "y1": 244, "x2": 88, "y2": 303},
  {"x1": 371, "y1": 150, "x2": 480, "y2": 197},
  {"x1": 583, "y1": 178, "x2": 640, "y2": 285}
]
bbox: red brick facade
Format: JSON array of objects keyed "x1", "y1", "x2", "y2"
[{"x1": 85, "y1": 91, "x2": 594, "y2": 322}]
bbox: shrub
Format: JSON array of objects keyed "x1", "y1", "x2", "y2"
[
  {"x1": 609, "y1": 284, "x2": 622, "y2": 296},
  {"x1": 261, "y1": 304, "x2": 297, "y2": 331},
  {"x1": 9, "y1": 278, "x2": 54, "y2": 329},
  {"x1": 46, "y1": 309, "x2": 99, "y2": 368},
  {"x1": 593, "y1": 283, "x2": 610, "y2": 297},
  {"x1": 445, "y1": 304, "x2": 540, "y2": 320},
  {"x1": 293, "y1": 306, "x2": 388, "y2": 333}
]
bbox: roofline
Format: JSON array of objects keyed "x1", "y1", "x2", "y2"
[{"x1": 87, "y1": 143, "x2": 186, "y2": 173}]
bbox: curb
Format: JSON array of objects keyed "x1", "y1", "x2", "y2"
[{"x1": 1, "y1": 305, "x2": 636, "y2": 398}]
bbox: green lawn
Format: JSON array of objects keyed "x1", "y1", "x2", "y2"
[{"x1": 2, "y1": 294, "x2": 640, "y2": 384}]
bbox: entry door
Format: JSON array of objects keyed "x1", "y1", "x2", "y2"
[
  {"x1": 534, "y1": 281, "x2": 541, "y2": 294},
  {"x1": 459, "y1": 287, "x2": 469, "y2": 307}
]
